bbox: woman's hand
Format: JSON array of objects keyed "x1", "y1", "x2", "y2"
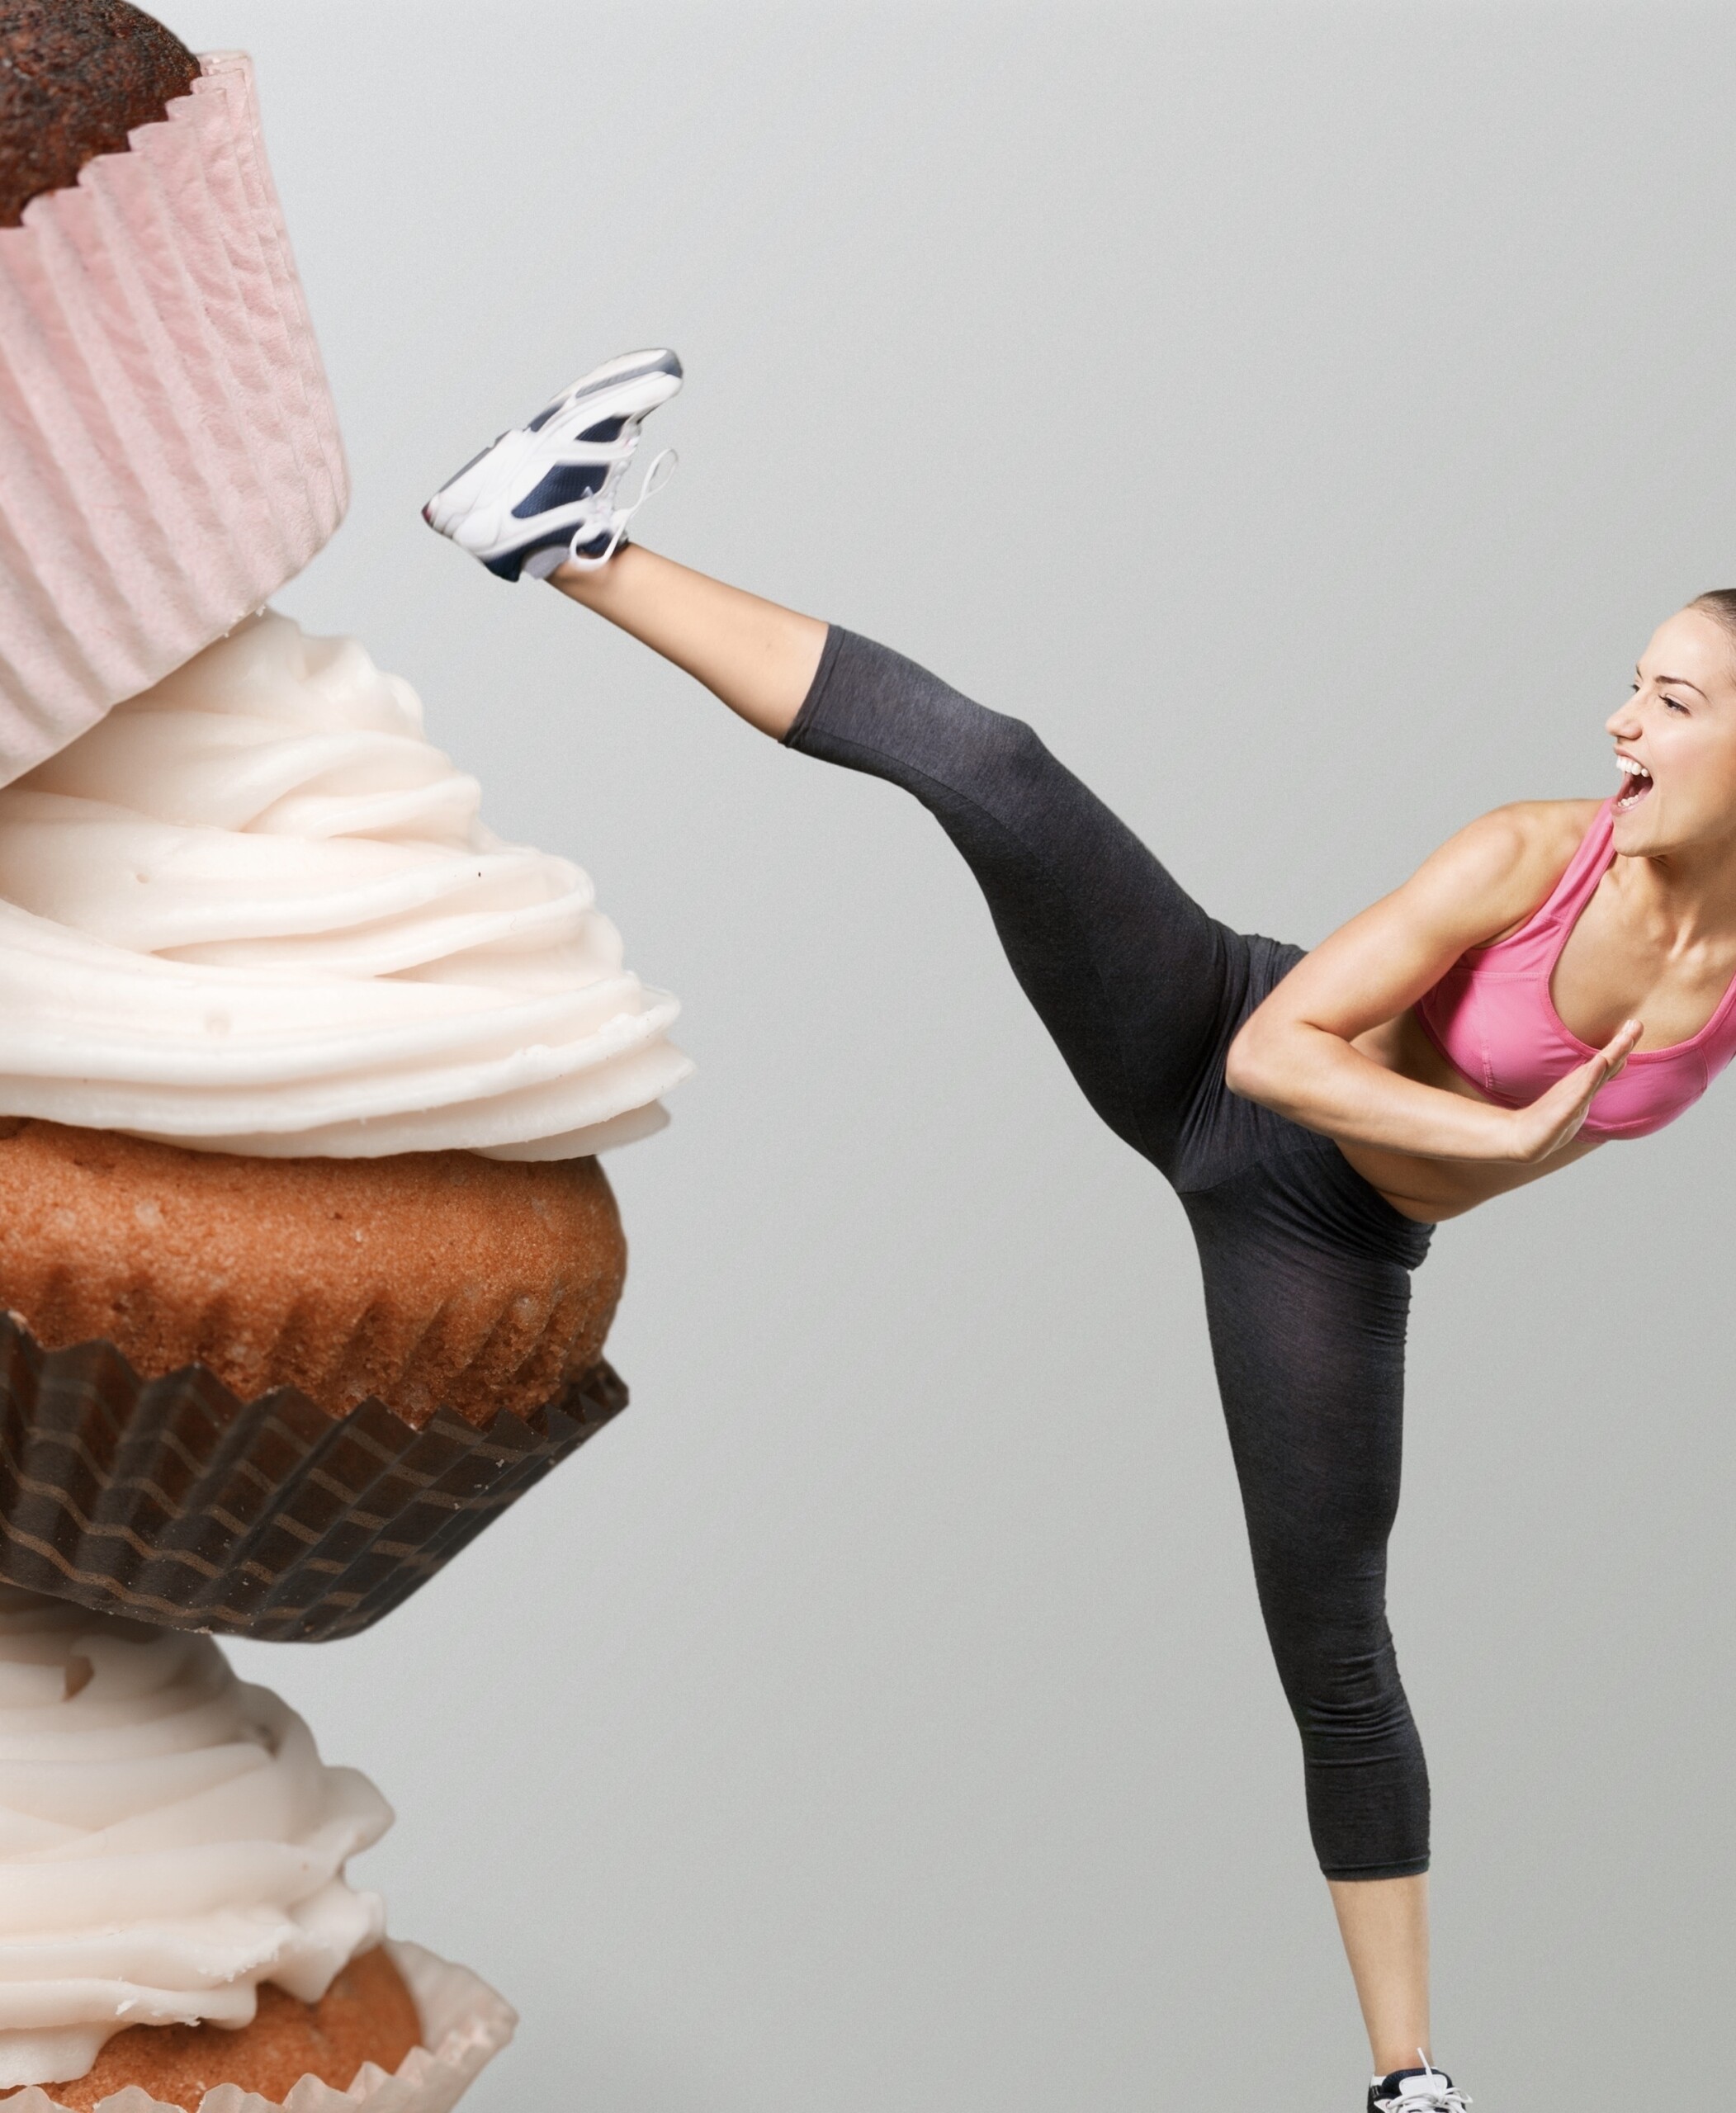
[{"x1": 1500, "y1": 1019, "x2": 1643, "y2": 1163}]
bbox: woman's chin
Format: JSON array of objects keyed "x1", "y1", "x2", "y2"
[{"x1": 1610, "y1": 795, "x2": 1658, "y2": 850}]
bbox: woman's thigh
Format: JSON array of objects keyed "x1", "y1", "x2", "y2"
[{"x1": 786, "y1": 626, "x2": 1259, "y2": 1172}]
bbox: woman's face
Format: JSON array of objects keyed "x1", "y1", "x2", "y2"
[{"x1": 1606, "y1": 607, "x2": 1736, "y2": 859}]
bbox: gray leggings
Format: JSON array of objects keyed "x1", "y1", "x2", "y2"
[{"x1": 787, "y1": 627, "x2": 1437, "y2": 1880}]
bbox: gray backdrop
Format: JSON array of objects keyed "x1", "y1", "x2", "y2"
[{"x1": 149, "y1": 4, "x2": 1736, "y2": 2106}]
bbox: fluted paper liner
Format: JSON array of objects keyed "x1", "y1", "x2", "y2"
[
  {"x1": 0, "y1": 1313, "x2": 627, "y2": 1643},
  {"x1": 10, "y1": 1942, "x2": 517, "y2": 2113},
  {"x1": 0, "y1": 50, "x2": 348, "y2": 787}
]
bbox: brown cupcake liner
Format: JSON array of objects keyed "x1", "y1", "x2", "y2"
[{"x1": 0, "y1": 1313, "x2": 627, "y2": 1643}]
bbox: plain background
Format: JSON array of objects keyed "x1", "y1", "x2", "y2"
[{"x1": 137, "y1": 3, "x2": 1736, "y2": 2106}]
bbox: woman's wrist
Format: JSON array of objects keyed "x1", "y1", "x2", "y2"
[{"x1": 1465, "y1": 1103, "x2": 1534, "y2": 1164}]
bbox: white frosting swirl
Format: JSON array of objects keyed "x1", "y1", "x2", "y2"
[
  {"x1": 0, "y1": 612, "x2": 691, "y2": 1158},
  {"x1": 0, "y1": 1590, "x2": 390, "y2": 2089}
]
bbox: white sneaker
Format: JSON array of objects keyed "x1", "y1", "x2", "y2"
[
  {"x1": 1369, "y1": 2057, "x2": 1470, "y2": 2112},
  {"x1": 423, "y1": 347, "x2": 683, "y2": 581}
]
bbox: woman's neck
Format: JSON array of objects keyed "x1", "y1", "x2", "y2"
[{"x1": 1613, "y1": 830, "x2": 1736, "y2": 950}]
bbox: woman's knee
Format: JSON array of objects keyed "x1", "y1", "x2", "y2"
[
  {"x1": 922, "y1": 694, "x2": 1051, "y2": 797},
  {"x1": 1255, "y1": 1567, "x2": 1409, "y2": 1747}
]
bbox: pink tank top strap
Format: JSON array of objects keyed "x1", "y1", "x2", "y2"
[{"x1": 1497, "y1": 799, "x2": 1615, "y2": 948}]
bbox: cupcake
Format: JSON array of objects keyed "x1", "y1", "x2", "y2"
[
  {"x1": 0, "y1": 1589, "x2": 516, "y2": 2113},
  {"x1": 0, "y1": 614, "x2": 688, "y2": 1640},
  {"x1": 0, "y1": 9, "x2": 693, "y2": 1638}
]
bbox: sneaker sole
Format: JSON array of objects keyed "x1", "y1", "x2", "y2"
[{"x1": 527, "y1": 348, "x2": 683, "y2": 434}]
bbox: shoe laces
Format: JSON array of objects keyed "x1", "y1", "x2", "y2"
[
  {"x1": 1376, "y1": 2052, "x2": 1469, "y2": 2113},
  {"x1": 560, "y1": 443, "x2": 679, "y2": 570}
]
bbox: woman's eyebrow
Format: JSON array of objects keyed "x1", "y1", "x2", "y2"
[{"x1": 1639, "y1": 665, "x2": 1710, "y2": 696}]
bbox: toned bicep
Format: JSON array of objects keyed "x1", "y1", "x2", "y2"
[{"x1": 1250, "y1": 804, "x2": 1586, "y2": 1043}]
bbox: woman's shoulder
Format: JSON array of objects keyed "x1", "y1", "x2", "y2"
[
  {"x1": 1463, "y1": 796, "x2": 1603, "y2": 866},
  {"x1": 1425, "y1": 798, "x2": 1602, "y2": 945}
]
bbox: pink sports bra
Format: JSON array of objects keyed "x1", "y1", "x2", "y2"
[{"x1": 1415, "y1": 800, "x2": 1736, "y2": 1141}]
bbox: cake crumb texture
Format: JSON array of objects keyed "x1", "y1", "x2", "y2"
[
  {"x1": 0, "y1": 1120, "x2": 628, "y2": 1425},
  {"x1": 0, "y1": 2, "x2": 200, "y2": 227},
  {"x1": 23, "y1": 1947, "x2": 423, "y2": 2113}
]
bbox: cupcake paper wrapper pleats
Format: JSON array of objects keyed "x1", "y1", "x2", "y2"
[
  {"x1": 7, "y1": 1942, "x2": 518, "y2": 2113},
  {"x1": 0, "y1": 1315, "x2": 627, "y2": 1642},
  {"x1": 0, "y1": 50, "x2": 348, "y2": 787}
]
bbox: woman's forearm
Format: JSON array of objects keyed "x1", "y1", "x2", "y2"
[{"x1": 1226, "y1": 1019, "x2": 1518, "y2": 1160}]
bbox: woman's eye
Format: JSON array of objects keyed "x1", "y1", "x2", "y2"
[{"x1": 1665, "y1": 697, "x2": 1690, "y2": 714}]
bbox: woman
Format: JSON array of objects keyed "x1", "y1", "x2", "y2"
[{"x1": 423, "y1": 351, "x2": 1736, "y2": 2112}]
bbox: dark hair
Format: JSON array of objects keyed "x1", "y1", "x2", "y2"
[{"x1": 1690, "y1": 589, "x2": 1736, "y2": 642}]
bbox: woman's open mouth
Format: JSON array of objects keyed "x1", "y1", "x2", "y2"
[{"x1": 1614, "y1": 754, "x2": 1653, "y2": 813}]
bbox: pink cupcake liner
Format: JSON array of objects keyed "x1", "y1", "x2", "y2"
[
  {"x1": 0, "y1": 51, "x2": 348, "y2": 787},
  {"x1": 10, "y1": 1941, "x2": 517, "y2": 2113}
]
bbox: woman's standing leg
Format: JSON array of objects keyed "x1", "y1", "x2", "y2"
[{"x1": 1184, "y1": 1156, "x2": 1434, "y2": 2073}]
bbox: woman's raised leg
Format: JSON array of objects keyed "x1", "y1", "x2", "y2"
[{"x1": 556, "y1": 547, "x2": 1237, "y2": 1171}]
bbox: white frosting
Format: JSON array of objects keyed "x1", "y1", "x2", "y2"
[
  {"x1": 0, "y1": 1590, "x2": 390, "y2": 2089},
  {"x1": 0, "y1": 612, "x2": 692, "y2": 1157}
]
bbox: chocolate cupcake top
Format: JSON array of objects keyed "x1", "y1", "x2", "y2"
[{"x1": 0, "y1": 0, "x2": 199, "y2": 228}]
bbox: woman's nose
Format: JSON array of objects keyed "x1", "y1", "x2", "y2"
[{"x1": 1606, "y1": 697, "x2": 1642, "y2": 736}]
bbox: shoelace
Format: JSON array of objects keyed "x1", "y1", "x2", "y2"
[
  {"x1": 562, "y1": 443, "x2": 679, "y2": 569},
  {"x1": 1377, "y1": 2052, "x2": 1470, "y2": 2113}
]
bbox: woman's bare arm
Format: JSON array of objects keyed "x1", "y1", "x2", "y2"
[{"x1": 1225, "y1": 801, "x2": 1640, "y2": 1164}]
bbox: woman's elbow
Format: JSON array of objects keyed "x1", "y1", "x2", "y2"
[
  {"x1": 1223, "y1": 1016, "x2": 1282, "y2": 1105},
  {"x1": 1227, "y1": 1012, "x2": 1350, "y2": 1120}
]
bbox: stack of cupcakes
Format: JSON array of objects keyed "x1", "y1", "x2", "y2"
[{"x1": 0, "y1": 7, "x2": 688, "y2": 2108}]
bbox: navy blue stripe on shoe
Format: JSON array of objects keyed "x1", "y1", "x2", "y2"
[
  {"x1": 513, "y1": 462, "x2": 608, "y2": 518},
  {"x1": 484, "y1": 527, "x2": 574, "y2": 581}
]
